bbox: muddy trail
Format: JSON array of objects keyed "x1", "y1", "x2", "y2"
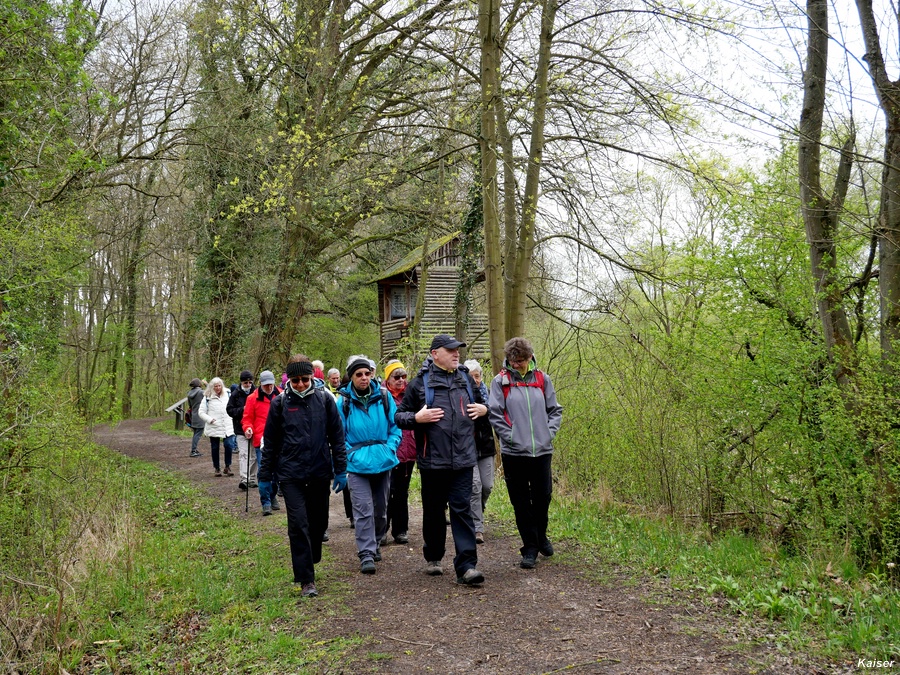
[{"x1": 92, "y1": 419, "x2": 846, "y2": 674}]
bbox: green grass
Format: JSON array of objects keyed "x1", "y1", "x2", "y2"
[
  {"x1": 43, "y1": 448, "x2": 363, "y2": 673},
  {"x1": 486, "y1": 479, "x2": 899, "y2": 660},
  {"x1": 25, "y1": 436, "x2": 897, "y2": 670}
]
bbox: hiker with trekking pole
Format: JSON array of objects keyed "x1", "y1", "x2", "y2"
[
  {"x1": 228, "y1": 370, "x2": 256, "y2": 494},
  {"x1": 242, "y1": 370, "x2": 281, "y2": 516}
]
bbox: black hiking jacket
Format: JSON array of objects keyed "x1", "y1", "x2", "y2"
[
  {"x1": 395, "y1": 358, "x2": 477, "y2": 471},
  {"x1": 260, "y1": 386, "x2": 346, "y2": 483}
]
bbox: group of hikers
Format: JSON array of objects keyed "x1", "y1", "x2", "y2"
[{"x1": 185, "y1": 334, "x2": 563, "y2": 598}]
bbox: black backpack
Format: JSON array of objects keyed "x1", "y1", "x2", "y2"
[{"x1": 341, "y1": 390, "x2": 392, "y2": 424}]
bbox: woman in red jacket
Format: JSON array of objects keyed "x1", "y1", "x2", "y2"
[
  {"x1": 384, "y1": 360, "x2": 417, "y2": 545},
  {"x1": 242, "y1": 370, "x2": 281, "y2": 515}
]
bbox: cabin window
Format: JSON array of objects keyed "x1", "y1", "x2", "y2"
[{"x1": 390, "y1": 285, "x2": 417, "y2": 319}]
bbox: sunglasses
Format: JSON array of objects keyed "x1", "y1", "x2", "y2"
[
  {"x1": 352, "y1": 370, "x2": 372, "y2": 377},
  {"x1": 391, "y1": 373, "x2": 408, "y2": 380},
  {"x1": 290, "y1": 376, "x2": 312, "y2": 384}
]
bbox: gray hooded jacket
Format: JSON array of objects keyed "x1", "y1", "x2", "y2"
[{"x1": 487, "y1": 359, "x2": 562, "y2": 458}]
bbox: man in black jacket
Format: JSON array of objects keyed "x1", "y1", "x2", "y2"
[
  {"x1": 395, "y1": 334, "x2": 488, "y2": 586},
  {"x1": 260, "y1": 355, "x2": 347, "y2": 598},
  {"x1": 227, "y1": 370, "x2": 256, "y2": 490}
]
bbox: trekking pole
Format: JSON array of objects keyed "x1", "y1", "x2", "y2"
[{"x1": 245, "y1": 435, "x2": 251, "y2": 513}]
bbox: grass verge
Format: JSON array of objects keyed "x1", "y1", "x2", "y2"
[
  {"x1": 32, "y1": 444, "x2": 361, "y2": 673},
  {"x1": 487, "y1": 479, "x2": 899, "y2": 661}
]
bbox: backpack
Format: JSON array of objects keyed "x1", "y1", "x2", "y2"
[
  {"x1": 498, "y1": 368, "x2": 546, "y2": 424},
  {"x1": 422, "y1": 369, "x2": 475, "y2": 408},
  {"x1": 341, "y1": 390, "x2": 392, "y2": 424}
]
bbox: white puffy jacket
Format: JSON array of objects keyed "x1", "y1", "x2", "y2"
[{"x1": 198, "y1": 392, "x2": 235, "y2": 439}]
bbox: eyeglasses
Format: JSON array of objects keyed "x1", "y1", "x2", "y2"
[
  {"x1": 391, "y1": 373, "x2": 407, "y2": 380},
  {"x1": 290, "y1": 376, "x2": 312, "y2": 384},
  {"x1": 352, "y1": 370, "x2": 372, "y2": 378}
]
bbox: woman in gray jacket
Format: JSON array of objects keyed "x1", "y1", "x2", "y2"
[{"x1": 487, "y1": 337, "x2": 563, "y2": 570}]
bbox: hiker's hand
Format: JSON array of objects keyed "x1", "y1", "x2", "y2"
[
  {"x1": 244, "y1": 427, "x2": 253, "y2": 439},
  {"x1": 415, "y1": 405, "x2": 444, "y2": 423},
  {"x1": 332, "y1": 472, "x2": 347, "y2": 493},
  {"x1": 467, "y1": 403, "x2": 487, "y2": 420}
]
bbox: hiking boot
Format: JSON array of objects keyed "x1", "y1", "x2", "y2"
[
  {"x1": 262, "y1": 504, "x2": 273, "y2": 516},
  {"x1": 322, "y1": 530, "x2": 330, "y2": 542},
  {"x1": 520, "y1": 554, "x2": 536, "y2": 569},
  {"x1": 475, "y1": 532, "x2": 485, "y2": 545},
  {"x1": 379, "y1": 534, "x2": 388, "y2": 546},
  {"x1": 214, "y1": 469, "x2": 222, "y2": 477},
  {"x1": 189, "y1": 451, "x2": 200, "y2": 457},
  {"x1": 373, "y1": 547, "x2": 382, "y2": 562},
  {"x1": 238, "y1": 481, "x2": 248, "y2": 491},
  {"x1": 248, "y1": 481, "x2": 258, "y2": 488},
  {"x1": 223, "y1": 466, "x2": 233, "y2": 476},
  {"x1": 270, "y1": 495, "x2": 281, "y2": 510},
  {"x1": 301, "y1": 582, "x2": 318, "y2": 598},
  {"x1": 425, "y1": 561, "x2": 443, "y2": 576},
  {"x1": 457, "y1": 568, "x2": 485, "y2": 586},
  {"x1": 539, "y1": 540, "x2": 555, "y2": 557},
  {"x1": 360, "y1": 559, "x2": 376, "y2": 575},
  {"x1": 394, "y1": 532, "x2": 408, "y2": 544}
]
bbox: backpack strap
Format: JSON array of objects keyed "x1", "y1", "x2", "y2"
[
  {"x1": 500, "y1": 368, "x2": 545, "y2": 398},
  {"x1": 341, "y1": 390, "x2": 391, "y2": 425},
  {"x1": 499, "y1": 368, "x2": 545, "y2": 423},
  {"x1": 422, "y1": 370, "x2": 474, "y2": 408}
]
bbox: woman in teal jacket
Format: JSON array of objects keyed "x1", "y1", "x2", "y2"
[{"x1": 337, "y1": 355, "x2": 401, "y2": 575}]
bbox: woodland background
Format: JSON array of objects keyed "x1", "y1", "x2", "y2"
[{"x1": 2, "y1": 0, "x2": 900, "y2": 667}]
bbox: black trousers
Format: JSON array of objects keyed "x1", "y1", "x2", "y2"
[
  {"x1": 280, "y1": 478, "x2": 330, "y2": 584},
  {"x1": 420, "y1": 466, "x2": 477, "y2": 576},
  {"x1": 501, "y1": 453, "x2": 553, "y2": 557},
  {"x1": 387, "y1": 460, "x2": 415, "y2": 537}
]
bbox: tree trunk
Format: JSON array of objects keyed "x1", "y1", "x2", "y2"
[
  {"x1": 506, "y1": 0, "x2": 558, "y2": 339},
  {"x1": 479, "y1": 0, "x2": 506, "y2": 374},
  {"x1": 855, "y1": 0, "x2": 900, "y2": 369},
  {"x1": 798, "y1": 0, "x2": 856, "y2": 388}
]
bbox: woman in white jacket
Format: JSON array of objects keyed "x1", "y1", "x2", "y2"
[{"x1": 199, "y1": 377, "x2": 236, "y2": 477}]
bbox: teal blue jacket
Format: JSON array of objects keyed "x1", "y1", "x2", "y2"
[{"x1": 337, "y1": 382, "x2": 401, "y2": 475}]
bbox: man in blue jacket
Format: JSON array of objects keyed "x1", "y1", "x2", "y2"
[
  {"x1": 395, "y1": 334, "x2": 488, "y2": 586},
  {"x1": 261, "y1": 354, "x2": 347, "y2": 598}
]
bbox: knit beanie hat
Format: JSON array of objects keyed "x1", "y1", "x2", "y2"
[
  {"x1": 286, "y1": 360, "x2": 314, "y2": 378},
  {"x1": 346, "y1": 357, "x2": 371, "y2": 378},
  {"x1": 383, "y1": 361, "x2": 405, "y2": 380}
]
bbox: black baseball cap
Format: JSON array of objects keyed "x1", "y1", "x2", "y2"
[{"x1": 430, "y1": 334, "x2": 466, "y2": 351}]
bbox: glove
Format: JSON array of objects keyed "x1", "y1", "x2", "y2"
[
  {"x1": 257, "y1": 480, "x2": 272, "y2": 497},
  {"x1": 332, "y1": 472, "x2": 347, "y2": 493}
]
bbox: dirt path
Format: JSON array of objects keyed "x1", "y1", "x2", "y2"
[{"x1": 93, "y1": 419, "x2": 845, "y2": 674}]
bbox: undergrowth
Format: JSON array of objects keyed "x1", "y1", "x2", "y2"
[
  {"x1": 488, "y1": 480, "x2": 899, "y2": 661},
  {"x1": 3, "y1": 440, "x2": 361, "y2": 674}
]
